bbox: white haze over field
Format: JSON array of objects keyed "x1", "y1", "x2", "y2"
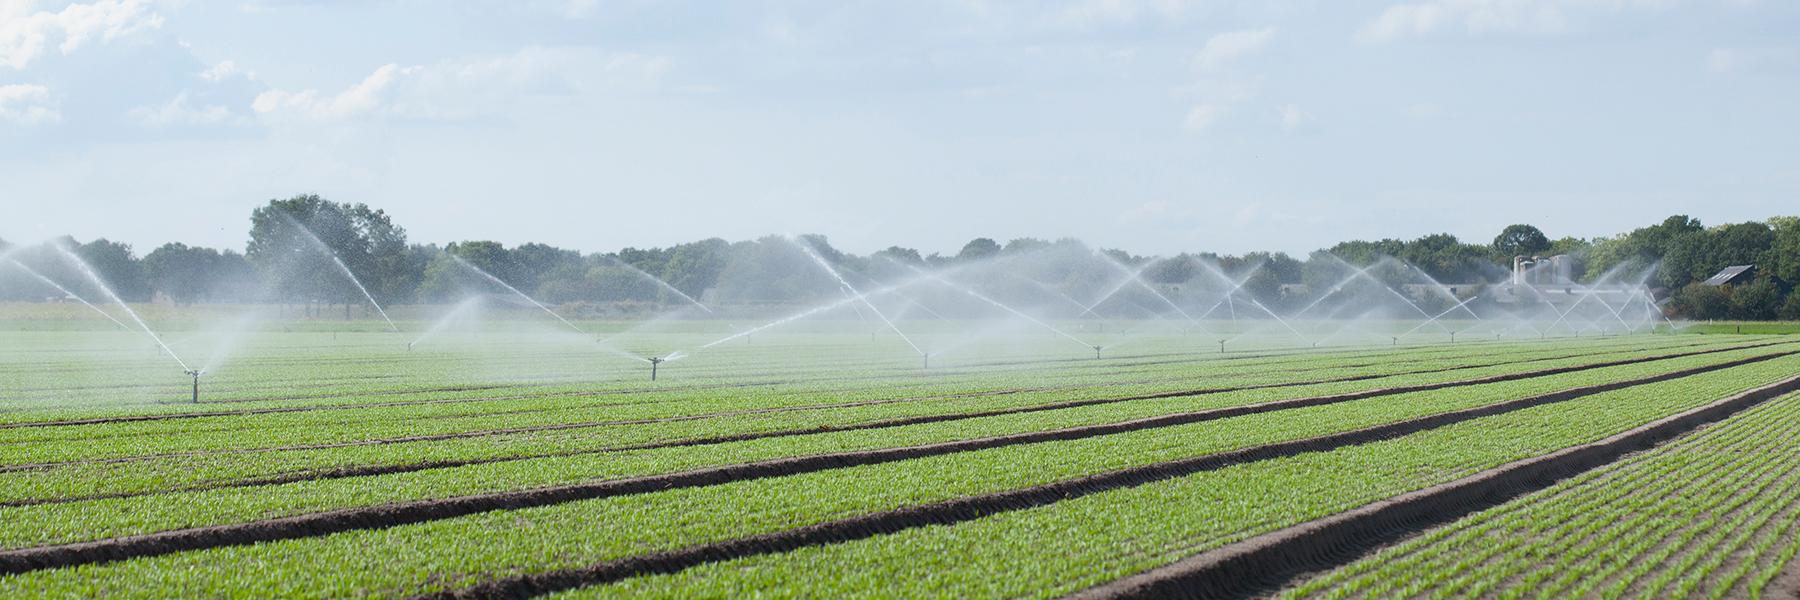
[{"x1": 1, "y1": 0, "x2": 1797, "y2": 255}]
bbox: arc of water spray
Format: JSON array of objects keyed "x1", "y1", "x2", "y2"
[
  {"x1": 280, "y1": 214, "x2": 399, "y2": 332},
  {"x1": 450, "y1": 254, "x2": 586, "y2": 335},
  {"x1": 1093, "y1": 253, "x2": 1205, "y2": 331},
  {"x1": 1192, "y1": 264, "x2": 1263, "y2": 321},
  {"x1": 791, "y1": 237, "x2": 924, "y2": 356},
  {"x1": 698, "y1": 274, "x2": 938, "y2": 349},
  {"x1": 1395, "y1": 295, "x2": 1480, "y2": 340},
  {"x1": 52, "y1": 244, "x2": 192, "y2": 373},
  {"x1": 1246, "y1": 298, "x2": 1309, "y2": 343},
  {"x1": 604, "y1": 257, "x2": 712, "y2": 313},
  {"x1": 1079, "y1": 261, "x2": 1151, "y2": 317},
  {"x1": 6, "y1": 260, "x2": 129, "y2": 330},
  {"x1": 1290, "y1": 262, "x2": 1378, "y2": 320},
  {"x1": 906, "y1": 265, "x2": 1095, "y2": 352}
]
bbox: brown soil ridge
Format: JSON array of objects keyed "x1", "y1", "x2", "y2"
[
  {"x1": 404, "y1": 351, "x2": 1798, "y2": 599},
  {"x1": 3, "y1": 345, "x2": 1744, "y2": 596},
  {"x1": 0, "y1": 336, "x2": 1697, "y2": 429},
  {"x1": 0, "y1": 340, "x2": 1759, "y2": 476},
  {"x1": 3, "y1": 341, "x2": 1765, "y2": 511},
  {"x1": 1061, "y1": 378, "x2": 1800, "y2": 600}
]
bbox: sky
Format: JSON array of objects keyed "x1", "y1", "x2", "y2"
[{"x1": 1, "y1": 0, "x2": 1796, "y2": 258}]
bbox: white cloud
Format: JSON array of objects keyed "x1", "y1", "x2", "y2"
[
  {"x1": 250, "y1": 48, "x2": 672, "y2": 123},
  {"x1": 200, "y1": 60, "x2": 248, "y2": 82},
  {"x1": 1055, "y1": 0, "x2": 1197, "y2": 27},
  {"x1": 1193, "y1": 27, "x2": 1275, "y2": 70},
  {"x1": 253, "y1": 63, "x2": 415, "y2": 121},
  {"x1": 1707, "y1": 46, "x2": 1796, "y2": 73},
  {"x1": 0, "y1": 0, "x2": 164, "y2": 69},
  {"x1": 128, "y1": 91, "x2": 241, "y2": 127},
  {"x1": 1183, "y1": 103, "x2": 1224, "y2": 131},
  {"x1": 1278, "y1": 103, "x2": 1308, "y2": 131},
  {"x1": 1356, "y1": 0, "x2": 1676, "y2": 43},
  {"x1": 0, "y1": 83, "x2": 58, "y2": 124},
  {"x1": 1116, "y1": 200, "x2": 1171, "y2": 224}
]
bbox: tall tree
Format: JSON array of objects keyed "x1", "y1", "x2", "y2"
[
  {"x1": 246, "y1": 195, "x2": 409, "y2": 310},
  {"x1": 1492, "y1": 224, "x2": 1551, "y2": 258},
  {"x1": 143, "y1": 243, "x2": 223, "y2": 304},
  {"x1": 74, "y1": 239, "x2": 151, "y2": 302},
  {"x1": 956, "y1": 238, "x2": 1000, "y2": 262}
]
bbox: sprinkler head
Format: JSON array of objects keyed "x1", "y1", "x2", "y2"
[
  {"x1": 647, "y1": 356, "x2": 664, "y2": 381},
  {"x1": 407, "y1": 342, "x2": 415, "y2": 352},
  {"x1": 1092, "y1": 345, "x2": 1103, "y2": 360}
]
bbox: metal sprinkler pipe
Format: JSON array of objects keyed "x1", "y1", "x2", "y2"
[
  {"x1": 184, "y1": 369, "x2": 202, "y2": 404},
  {"x1": 1092, "y1": 345, "x2": 1103, "y2": 360},
  {"x1": 1219, "y1": 340, "x2": 1226, "y2": 354},
  {"x1": 922, "y1": 352, "x2": 930, "y2": 370},
  {"x1": 648, "y1": 356, "x2": 664, "y2": 381}
]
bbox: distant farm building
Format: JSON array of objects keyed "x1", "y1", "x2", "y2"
[{"x1": 1702, "y1": 265, "x2": 1757, "y2": 287}]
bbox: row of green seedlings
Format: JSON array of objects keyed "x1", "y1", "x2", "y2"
[
  {"x1": 1282, "y1": 389, "x2": 1800, "y2": 600},
  {"x1": 0, "y1": 340, "x2": 1760, "y2": 537},
  {"x1": 0, "y1": 353, "x2": 1791, "y2": 597}
]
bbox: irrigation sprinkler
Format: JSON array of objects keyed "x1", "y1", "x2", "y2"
[
  {"x1": 1449, "y1": 331, "x2": 1456, "y2": 343},
  {"x1": 922, "y1": 352, "x2": 931, "y2": 370},
  {"x1": 184, "y1": 369, "x2": 203, "y2": 403},
  {"x1": 648, "y1": 356, "x2": 665, "y2": 381},
  {"x1": 406, "y1": 342, "x2": 415, "y2": 352},
  {"x1": 1218, "y1": 339, "x2": 1226, "y2": 354},
  {"x1": 1092, "y1": 345, "x2": 1103, "y2": 360},
  {"x1": 1391, "y1": 336, "x2": 1398, "y2": 346}
]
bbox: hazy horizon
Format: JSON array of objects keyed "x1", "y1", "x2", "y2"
[{"x1": 3, "y1": 1, "x2": 1796, "y2": 257}]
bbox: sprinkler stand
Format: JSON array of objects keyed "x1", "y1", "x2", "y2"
[
  {"x1": 184, "y1": 369, "x2": 202, "y2": 404},
  {"x1": 1218, "y1": 340, "x2": 1226, "y2": 354},
  {"x1": 922, "y1": 353, "x2": 930, "y2": 370},
  {"x1": 648, "y1": 356, "x2": 664, "y2": 381},
  {"x1": 1092, "y1": 345, "x2": 1102, "y2": 360}
]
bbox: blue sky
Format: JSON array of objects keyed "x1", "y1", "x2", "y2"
[{"x1": 1, "y1": 0, "x2": 1795, "y2": 257}]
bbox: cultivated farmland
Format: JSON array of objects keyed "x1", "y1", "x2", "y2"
[{"x1": 2, "y1": 322, "x2": 1798, "y2": 598}]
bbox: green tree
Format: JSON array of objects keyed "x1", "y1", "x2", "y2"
[
  {"x1": 1779, "y1": 291, "x2": 1800, "y2": 320},
  {"x1": 1492, "y1": 224, "x2": 1551, "y2": 258},
  {"x1": 956, "y1": 238, "x2": 1000, "y2": 262},
  {"x1": 1769, "y1": 216, "x2": 1800, "y2": 285},
  {"x1": 246, "y1": 195, "x2": 409, "y2": 309},
  {"x1": 143, "y1": 243, "x2": 223, "y2": 304},
  {"x1": 74, "y1": 239, "x2": 151, "y2": 302},
  {"x1": 1728, "y1": 279, "x2": 1782, "y2": 320},
  {"x1": 659, "y1": 238, "x2": 731, "y2": 300},
  {"x1": 1668, "y1": 283, "x2": 1730, "y2": 320}
]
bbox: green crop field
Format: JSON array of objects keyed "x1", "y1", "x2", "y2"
[{"x1": 3, "y1": 319, "x2": 1800, "y2": 598}]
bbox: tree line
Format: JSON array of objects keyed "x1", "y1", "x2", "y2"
[{"x1": 2, "y1": 195, "x2": 1797, "y2": 320}]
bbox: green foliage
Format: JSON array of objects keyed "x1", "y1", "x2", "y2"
[
  {"x1": 1493, "y1": 224, "x2": 1552, "y2": 258},
  {"x1": 956, "y1": 238, "x2": 1000, "y2": 262},
  {"x1": 1730, "y1": 279, "x2": 1783, "y2": 320},
  {"x1": 71, "y1": 238, "x2": 151, "y2": 302},
  {"x1": 246, "y1": 195, "x2": 408, "y2": 305},
  {"x1": 1669, "y1": 283, "x2": 1730, "y2": 320}
]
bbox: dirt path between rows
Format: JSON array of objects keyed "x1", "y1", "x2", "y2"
[{"x1": 1063, "y1": 377, "x2": 1800, "y2": 600}]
